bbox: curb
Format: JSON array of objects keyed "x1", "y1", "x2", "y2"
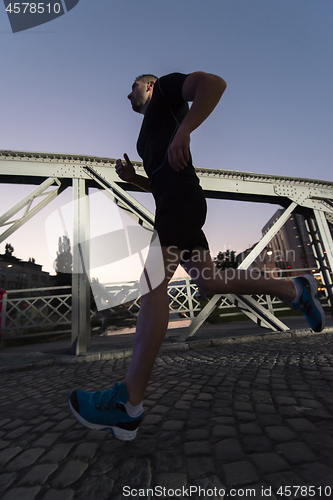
[{"x1": 1, "y1": 327, "x2": 333, "y2": 373}]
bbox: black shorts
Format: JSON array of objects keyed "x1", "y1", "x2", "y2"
[{"x1": 153, "y1": 183, "x2": 209, "y2": 260}]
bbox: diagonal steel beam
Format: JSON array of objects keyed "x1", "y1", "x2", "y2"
[
  {"x1": 83, "y1": 165, "x2": 154, "y2": 230},
  {"x1": 0, "y1": 178, "x2": 61, "y2": 244}
]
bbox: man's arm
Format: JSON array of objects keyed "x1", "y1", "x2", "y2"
[
  {"x1": 168, "y1": 72, "x2": 226, "y2": 172},
  {"x1": 115, "y1": 154, "x2": 151, "y2": 192}
]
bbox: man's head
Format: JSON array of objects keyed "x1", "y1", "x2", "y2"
[{"x1": 127, "y1": 74, "x2": 158, "y2": 114}]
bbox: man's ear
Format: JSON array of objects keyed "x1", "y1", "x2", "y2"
[{"x1": 147, "y1": 80, "x2": 155, "y2": 91}]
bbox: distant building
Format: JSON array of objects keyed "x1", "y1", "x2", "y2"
[
  {"x1": 236, "y1": 210, "x2": 322, "y2": 278},
  {"x1": 0, "y1": 253, "x2": 54, "y2": 290},
  {"x1": 261, "y1": 210, "x2": 317, "y2": 276}
]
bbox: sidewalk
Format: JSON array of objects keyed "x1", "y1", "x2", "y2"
[{"x1": 1, "y1": 317, "x2": 333, "y2": 499}]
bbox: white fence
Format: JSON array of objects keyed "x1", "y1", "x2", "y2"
[{"x1": 0, "y1": 276, "x2": 318, "y2": 345}]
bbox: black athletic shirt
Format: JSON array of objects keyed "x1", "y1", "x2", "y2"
[{"x1": 136, "y1": 72, "x2": 201, "y2": 201}]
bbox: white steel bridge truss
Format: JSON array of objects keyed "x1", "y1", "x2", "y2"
[{"x1": 1, "y1": 150, "x2": 332, "y2": 353}]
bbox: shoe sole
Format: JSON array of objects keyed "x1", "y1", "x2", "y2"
[
  {"x1": 301, "y1": 275, "x2": 326, "y2": 332},
  {"x1": 68, "y1": 399, "x2": 138, "y2": 441}
]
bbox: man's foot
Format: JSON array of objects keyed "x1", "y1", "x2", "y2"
[
  {"x1": 69, "y1": 382, "x2": 143, "y2": 441},
  {"x1": 292, "y1": 275, "x2": 325, "y2": 332}
]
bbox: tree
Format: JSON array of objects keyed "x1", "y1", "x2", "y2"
[
  {"x1": 55, "y1": 235, "x2": 72, "y2": 286},
  {"x1": 5, "y1": 243, "x2": 14, "y2": 256},
  {"x1": 214, "y1": 249, "x2": 238, "y2": 270}
]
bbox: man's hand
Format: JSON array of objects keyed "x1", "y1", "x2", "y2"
[
  {"x1": 115, "y1": 154, "x2": 136, "y2": 183},
  {"x1": 167, "y1": 125, "x2": 190, "y2": 172}
]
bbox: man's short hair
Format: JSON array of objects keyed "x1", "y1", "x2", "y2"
[{"x1": 135, "y1": 74, "x2": 158, "y2": 84}]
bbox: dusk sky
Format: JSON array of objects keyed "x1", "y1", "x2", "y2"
[{"x1": 1, "y1": 1, "x2": 332, "y2": 282}]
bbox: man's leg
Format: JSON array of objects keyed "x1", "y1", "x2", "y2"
[
  {"x1": 69, "y1": 245, "x2": 184, "y2": 440},
  {"x1": 182, "y1": 247, "x2": 325, "y2": 332},
  {"x1": 124, "y1": 246, "x2": 184, "y2": 405},
  {"x1": 182, "y1": 248, "x2": 296, "y2": 300}
]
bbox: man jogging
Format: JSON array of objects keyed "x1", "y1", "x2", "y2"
[{"x1": 69, "y1": 72, "x2": 325, "y2": 441}]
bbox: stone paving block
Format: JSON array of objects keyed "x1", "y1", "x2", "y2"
[
  {"x1": 161, "y1": 420, "x2": 184, "y2": 431},
  {"x1": 42, "y1": 488, "x2": 74, "y2": 500},
  {"x1": 32, "y1": 433, "x2": 61, "y2": 448},
  {"x1": 130, "y1": 439, "x2": 156, "y2": 457},
  {"x1": 149, "y1": 405, "x2": 169, "y2": 414},
  {"x1": 88, "y1": 453, "x2": 119, "y2": 476},
  {"x1": 33, "y1": 421, "x2": 54, "y2": 433},
  {"x1": 5, "y1": 448, "x2": 44, "y2": 471},
  {"x1": 174, "y1": 400, "x2": 191, "y2": 410},
  {"x1": 302, "y1": 431, "x2": 333, "y2": 451},
  {"x1": 52, "y1": 419, "x2": 76, "y2": 432},
  {"x1": 297, "y1": 462, "x2": 333, "y2": 487},
  {"x1": 215, "y1": 439, "x2": 245, "y2": 461},
  {"x1": 157, "y1": 432, "x2": 182, "y2": 450},
  {"x1": 197, "y1": 393, "x2": 214, "y2": 401},
  {"x1": 221, "y1": 460, "x2": 259, "y2": 487},
  {"x1": 242, "y1": 436, "x2": 272, "y2": 453},
  {"x1": 286, "y1": 418, "x2": 318, "y2": 432},
  {"x1": 186, "y1": 457, "x2": 215, "y2": 479},
  {"x1": 264, "y1": 426, "x2": 298, "y2": 442},
  {"x1": 275, "y1": 442, "x2": 318, "y2": 464},
  {"x1": 184, "y1": 441, "x2": 211, "y2": 456},
  {"x1": 39, "y1": 443, "x2": 74, "y2": 463},
  {"x1": 249, "y1": 453, "x2": 290, "y2": 473},
  {"x1": 212, "y1": 425, "x2": 237, "y2": 438},
  {"x1": 19, "y1": 463, "x2": 58, "y2": 485},
  {"x1": 308, "y1": 408, "x2": 332, "y2": 419},
  {"x1": 298, "y1": 398, "x2": 323, "y2": 408},
  {"x1": 235, "y1": 411, "x2": 256, "y2": 422},
  {"x1": 211, "y1": 416, "x2": 235, "y2": 425},
  {"x1": 167, "y1": 409, "x2": 188, "y2": 420},
  {"x1": 50, "y1": 460, "x2": 88, "y2": 488},
  {"x1": 4, "y1": 426, "x2": 34, "y2": 440},
  {"x1": 255, "y1": 404, "x2": 277, "y2": 414},
  {"x1": 257, "y1": 414, "x2": 282, "y2": 426},
  {"x1": 0, "y1": 472, "x2": 16, "y2": 494},
  {"x1": 154, "y1": 472, "x2": 187, "y2": 489},
  {"x1": 1, "y1": 486, "x2": 41, "y2": 500},
  {"x1": 70, "y1": 442, "x2": 99, "y2": 460},
  {"x1": 233, "y1": 402, "x2": 253, "y2": 411},
  {"x1": 274, "y1": 396, "x2": 297, "y2": 405},
  {"x1": 74, "y1": 475, "x2": 115, "y2": 500},
  {"x1": 239, "y1": 423, "x2": 262, "y2": 436},
  {"x1": 1, "y1": 419, "x2": 25, "y2": 431},
  {"x1": 0, "y1": 440, "x2": 10, "y2": 450},
  {"x1": 142, "y1": 413, "x2": 163, "y2": 425},
  {"x1": 155, "y1": 450, "x2": 183, "y2": 472},
  {"x1": 0, "y1": 418, "x2": 11, "y2": 428},
  {"x1": 117, "y1": 458, "x2": 152, "y2": 488},
  {"x1": 185, "y1": 428, "x2": 209, "y2": 440},
  {"x1": 252, "y1": 395, "x2": 273, "y2": 404}
]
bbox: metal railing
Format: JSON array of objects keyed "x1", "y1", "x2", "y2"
[{"x1": 2, "y1": 274, "x2": 327, "y2": 345}]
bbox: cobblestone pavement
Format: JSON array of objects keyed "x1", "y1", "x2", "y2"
[{"x1": 1, "y1": 331, "x2": 333, "y2": 500}]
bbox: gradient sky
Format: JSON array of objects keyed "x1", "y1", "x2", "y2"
[{"x1": 1, "y1": 0, "x2": 332, "y2": 281}]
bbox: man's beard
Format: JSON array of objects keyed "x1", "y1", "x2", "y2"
[{"x1": 131, "y1": 100, "x2": 142, "y2": 113}]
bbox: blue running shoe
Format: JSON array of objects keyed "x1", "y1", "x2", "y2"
[
  {"x1": 69, "y1": 382, "x2": 143, "y2": 441},
  {"x1": 291, "y1": 275, "x2": 325, "y2": 332}
]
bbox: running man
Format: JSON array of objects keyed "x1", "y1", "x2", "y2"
[{"x1": 69, "y1": 72, "x2": 325, "y2": 440}]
